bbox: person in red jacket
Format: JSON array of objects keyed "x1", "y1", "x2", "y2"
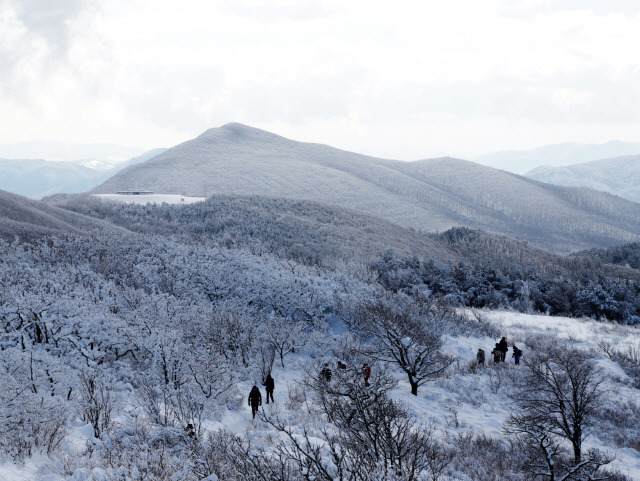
[{"x1": 362, "y1": 363, "x2": 372, "y2": 386}]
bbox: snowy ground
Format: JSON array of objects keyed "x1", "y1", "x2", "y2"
[
  {"x1": 93, "y1": 193, "x2": 206, "y2": 205},
  {"x1": 2, "y1": 310, "x2": 639, "y2": 480}
]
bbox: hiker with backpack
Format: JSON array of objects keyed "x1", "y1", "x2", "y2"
[{"x1": 512, "y1": 345, "x2": 523, "y2": 365}]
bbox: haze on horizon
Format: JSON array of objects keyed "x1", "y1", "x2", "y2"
[{"x1": 1, "y1": 0, "x2": 640, "y2": 163}]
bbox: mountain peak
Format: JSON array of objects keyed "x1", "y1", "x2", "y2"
[{"x1": 198, "y1": 123, "x2": 288, "y2": 144}]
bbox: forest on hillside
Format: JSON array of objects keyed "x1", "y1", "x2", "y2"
[
  {"x1": 1, "y1": 227, "x2": 639, "y2": 480},
  {"x1": 2, "y1": 195, "x2": 640, "y2": 479},
  {"x1": 48, "y1": 195, "x2": 640, "y2": 325},
  {"x1": 576, "y1": 241, "x2": 640, "y2": 270}
]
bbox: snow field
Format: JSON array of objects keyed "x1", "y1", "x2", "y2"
[
  {"x1": 93, "y1": 194, "x2": 206, "y2": 205},
  {"x1": 202, "y1": 310, "x2": 640, "y2": 479},
  {"x1": 2, "y1": 310, "x2": 639, "y2": 480}
]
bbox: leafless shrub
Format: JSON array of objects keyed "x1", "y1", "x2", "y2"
[
  {"x1": 286, "y1": 381, "x2": 307, "y2": 411},
  {"x1": 600, "y1": 341, "x2": 640, "y2": 389},
  {"x1": 466, "y1": 309, "x2": 502, "y2": 338},
  {"x1": 487, "y1": 363, "x2": 508, "y2": 394},
  {"x1": 261, "y1": 314, "x2": 305, "y2": 368},
  {"x1": 595, "y1": 397, "x2": 640, "y2": 452},
  {"x1": 256, "y1": 341, "x2": 276, "y2": 385},
  {"x1": 80, "y1": 372, "x2": 113, "y2": 438},
  {"x1": 0, "y1": 375, "x2": 68, "y2": 461},
  {"x1": 448, "y1": 433, "x2": 529, "y2": 480},
  {"x1": 137, "y1": 378, "x2": 205, "y2": 435}
]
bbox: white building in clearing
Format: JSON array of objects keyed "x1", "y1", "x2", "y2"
[{"x1": 116, "y1": 189, "x2": 154, "y2": 195}]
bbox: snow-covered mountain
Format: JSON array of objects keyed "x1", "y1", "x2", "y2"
[
  {"x1": 92, "y1": 123, "x2": 640, "y2": 254},
  {"x1": 476, "y1": 140, "x2": 640, "y2": 174},
  {"x1": 0, "y1": 149, "x2": 166, "y2": 199},
  {"x1": 525, "y1": 154, "x2": 640, "y2": 204}
]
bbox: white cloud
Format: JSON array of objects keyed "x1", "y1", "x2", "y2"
[
  {"x1": 1, "y1": 0, "x2": 640, "y2": 159},
  {"x1": 552, "y1": 88, "x2": 595, "y2": 109}
]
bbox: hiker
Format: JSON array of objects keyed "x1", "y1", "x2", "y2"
[
  {"x1": 498, "y1": 337, "x2": 508, "y2": 362},
  {"x1": 320, "y1": 363, "x2": 332, "y2": 382},
  {"x1": 248, "y1": 385, "x2": 262, "y2": 419},
  {"x1": 362, "y1": 363, "x2": 371, "y2": 386},
  {"x1": 476, "y1": 348, "x2": 485, "y2": 366},
  {"x1": 337, "y1": 360, "x2": 347, "y2": 369},
  {"x1": 265, "y1": 374, "x2": 275, "y2": 404},
  {"x1": 184, "y1": 423, "x2": 196, "y2": 438},
  {"x1": 491, "y1": 343, "x2": 501, "y2": 363},
  {"x1": 512, "y1": 345, "x2": 522, "y2": 365}
]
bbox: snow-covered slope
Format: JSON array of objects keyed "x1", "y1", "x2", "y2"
[
  {"x1": 2, "y1": 310, "x2": 638, "y2": 480},
  {"x1": 526, "y1": 155, "x2": 640, "y2": 204},
  {"x1": 0, "y1": 189, "x2": 124, "y2": 241}
]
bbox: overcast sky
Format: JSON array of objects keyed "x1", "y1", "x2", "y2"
[{"x1": 1, "y1": 0, "x2": 639, "y2": 160}]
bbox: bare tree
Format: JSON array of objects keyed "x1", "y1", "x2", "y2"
[
  {"x1": 505, "y1": 412, "x2": 617, "y2": 481},
  {"x1": 510, "y1": 341, "x2": 604, "y2": 466},
  {"x1": 261, "y1": 314, "x2": 305, "y2": 368},
  {"x1": 257, "y1": 341, "x2": 276, "y2": 385},
  {"x1": 356, "y1": 301, "x2": 454, "y2": 395},
  {"x1": 264, "y1": 367, "x2": 450, "y2": 481}
]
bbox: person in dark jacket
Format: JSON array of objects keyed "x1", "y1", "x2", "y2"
[
  {"x1": 320, "y1": 363, "x2": 332, "y2": 382},
  {"x1": 265, "y1": 374, "x2": 275, "y2": 404},
  {"x1": 491, "y1": 343, "x2": 501, "y2": 363},
  {"x1": 498, "y1": 337, "x2": 508, "y2": 362},
  {"x1": 476, "y1": 348, "x2": 485, "y2": 366},
  {"x1": 248, "y1": 385, "x2": 262, "y2": 419}
]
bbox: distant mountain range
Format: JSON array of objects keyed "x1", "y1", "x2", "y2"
[
  {"x1": 91, "y1": 123, "x2": 640, "y2": 254},
  {"x1": 0, "y1": 140, "x2": 144, "y2": 163},
  {"x1": 475, "y1": 141, "x2": 640, "y2": 174},
  {"x1": 0, "y1": 149, "x2": 166, "y2": 199},
  {"x1": 525, "y1": 155, "x2": 640, "y2": 204}
]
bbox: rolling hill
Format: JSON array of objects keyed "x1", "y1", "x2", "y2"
[
  {"x1": 0, "y1": 189, "x2": 123, "y2": 242},
  {"x1": 525, "y1": 154, "x2": 640, "y2": 204},
  {"x1": 91, "y1": 123, "x2": 640, "y2": 253}
]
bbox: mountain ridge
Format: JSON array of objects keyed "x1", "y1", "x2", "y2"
[
  {"x1": 91, "y1": 123, "x2": 640, "y2": 253},
  {"x1": 475, "y1": 140, "x2": 640, "y2": 174},
  {"x1": 525, "y1": 154, "x2": 640, "y2": 203}
]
